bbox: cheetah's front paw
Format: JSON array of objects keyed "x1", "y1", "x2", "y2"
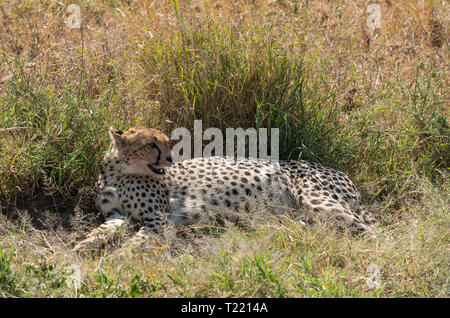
[{"x1": 73, "y1": 235, "x2": 108, "y2": 253}]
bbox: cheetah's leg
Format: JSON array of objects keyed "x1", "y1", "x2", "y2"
[
  {"x1": 299, "y1": 197, "x2": 373, "y2": 235},
  {"x1": 127, "y1": 225, "x2": 155, "y2": 249},
  {"x1": 73, "y1": 216, "x2": 128, "y2": 252},
  {"x1": 329, "y1": 208, "x2": 372, "y2": 234},
  {"x1": 126, "y1": 217, "x2": 167, "y2": 250},
  {"x1": 325, "y1": 207, "x2": 377, "y2": 235}
]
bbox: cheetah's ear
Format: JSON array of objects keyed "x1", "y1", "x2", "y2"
[{"x1": 109, "y1": 127, "x2": 125, "y2": 149}]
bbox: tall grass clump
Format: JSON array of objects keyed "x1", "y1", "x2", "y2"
[{"x1": 136, "y1": 9, "x2": 347, "y2": 164}]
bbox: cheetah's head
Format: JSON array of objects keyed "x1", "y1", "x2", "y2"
[{"x1": 109, "y1": 127, "x2": 172, "y2": 178}]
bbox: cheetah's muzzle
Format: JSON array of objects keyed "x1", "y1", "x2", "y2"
[{"x1": 148, "y1": 164, "x2": 165, "y2": 176}]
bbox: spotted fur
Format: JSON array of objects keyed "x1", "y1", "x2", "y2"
[{"x1": 74, "y1": 127, "x2": 375, "y2": 252}]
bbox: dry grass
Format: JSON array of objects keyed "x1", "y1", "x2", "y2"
[{"x1": 0, "y1": 0, "x2": 449, "y2": 297}]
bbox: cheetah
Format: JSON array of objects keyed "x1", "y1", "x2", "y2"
[{"x1": 74, "y1": 127, "x2": 375, "y2": 252}]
